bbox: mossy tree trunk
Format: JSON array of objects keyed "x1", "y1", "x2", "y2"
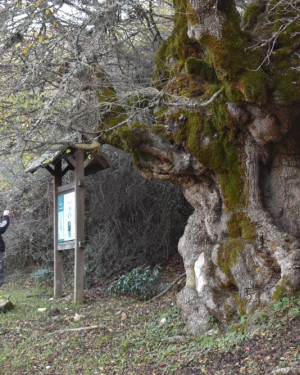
[
  {"x1": 105, "y1": 0, "x2": 300, "y2": 333},
  {"x1": 103, "y1": 0, "x2": 300, "y2": 333}
]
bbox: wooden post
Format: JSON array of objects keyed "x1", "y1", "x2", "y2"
[
  {"x1": 54, "y1": 161, "x2": 64, "y2": 298},
  {"x1": 74, "y1": 149, "x2": 85, "y2": 304},
  {"x1": 25, "y1": 144, "x2": 110, "y2": 303}
]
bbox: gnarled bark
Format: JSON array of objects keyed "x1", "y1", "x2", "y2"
[{"x1": 121, "y1": 0, "x2": 300, "y2": 333}]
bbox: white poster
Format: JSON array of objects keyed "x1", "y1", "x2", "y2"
[{"x1": 57, "y1": 191, "x2": 75, "y2": 242}]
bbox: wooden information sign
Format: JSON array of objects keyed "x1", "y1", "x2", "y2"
[{"x1": 26, "y1": 144, "x2": 110, "y2": 303}]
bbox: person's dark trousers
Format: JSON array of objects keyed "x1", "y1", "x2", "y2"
[{"x1": 0, "y1": 251, "x2": 4, "y2": 286}]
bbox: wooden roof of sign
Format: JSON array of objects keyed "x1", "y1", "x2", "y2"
[{"x1": 25, "y1": 141, "x2": 111, "y2": 176}]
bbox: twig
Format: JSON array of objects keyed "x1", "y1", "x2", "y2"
[
  {"x1": 161, "y1": 87, "x2": 224, "y2": 108},
  {"x1": 148, "y1": 272, "x2": 186, "y2": 302},
  {"x1": 48, "y1": 325, "x2": 99, "y2": 335}
]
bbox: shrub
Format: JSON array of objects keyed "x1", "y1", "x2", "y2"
[
  {"x1": 108, "y1": 265, "x2": 161, "y2": 300},
  {"x1": 31, "y1": 268, "x2": 53, "y2": 284},
  {"x1": 85, "y1": 146, "x2": 192, "y2": 277}
]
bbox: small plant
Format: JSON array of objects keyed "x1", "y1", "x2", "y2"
[
  {"x1": 278, "y1": 359, "x2": 289, "y2": 368},
  {"x1": 253, "y1": 312, "x2": 269, "y2": 326},
  {"x1": 288, "y1": 307, "x2": 300, "y2": 318},
  {"x1": 31, "y1": 268, "x2": 53, "y2": 284},
  {"x1": 108, "y1": 265, "x2": 161, "y2": 300},
  {"x1": 207, "y1": 315, "x2": 219, "y2": 330},
  {"x1": 273, "y1": 296, "x2": 293, "y2": 313}
]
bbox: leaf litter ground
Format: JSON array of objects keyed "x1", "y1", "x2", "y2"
[{"x1": 0, "y1": 256, "x2": 299, "y2": 375}]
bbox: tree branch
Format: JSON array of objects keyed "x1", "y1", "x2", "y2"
[
  {"x1": 162, "y1": 87, "x2": 224, "y2": 109},
  {"x1": 48, "y1": 325, "x2": 99, "y2": 335},
  {"x1": 148, "y1": 272, "x2": 185, "y2": 302}
]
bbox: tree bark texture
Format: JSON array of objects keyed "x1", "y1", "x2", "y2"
[{"x1": 106, "y1": 0, "x2": 300, "y2": 333}]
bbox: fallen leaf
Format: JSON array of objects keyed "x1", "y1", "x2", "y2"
[
  {"x1": 121, "y1": 312, "x2": 127, "y2": 321},
  {"x1": 74, "y1": 313, "x2": 84, "y2": 322}
]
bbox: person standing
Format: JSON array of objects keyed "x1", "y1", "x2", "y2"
[{"x1": 0, "y1": 210, "x2": 10, "y2": 287}]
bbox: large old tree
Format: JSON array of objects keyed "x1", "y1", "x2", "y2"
[
  {"x1": 0, "y1": 0, "x2": 299, "y2": 333},
  {"x1": 125, "y1": 0, "x2": 300, "y2": 333}
]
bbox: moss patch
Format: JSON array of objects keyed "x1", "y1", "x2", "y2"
[
  {"x1": 187, "y1": 102, "x2": 245, "y2": 210},
  {"x1": 154, "y1": 0, "x2": 203, "y2": 84},
  {"x1": 195, "y1": 1, "x2": 268, "y2": 104},
  {"x1": 167, "y1": 0, "x2": 202, "y2": 62},
  {"x1": 272, "y1": 49, "x2": 300, "y2": 104},
  {"x1": 217, "y1": 213, "x2": 256, "y2": 294},
  {"x1": 239, "y1": 69, "x2": 267, "y2": 105},
  {"x1": 218, "y1": 238, "x2": 244, "y2": 281},
  {"x1": 235, "y1": 296, "x2": 247, "y2": 316},
  {"x1": 0, "y1": 296, "x2": 15, "y2": 313},
  {"x1": 201, "y1": 1, "x2": 262, "y2": 80},
  {"x1": 271, "y1": 22, "x2": 300, "y2": 104},
  {"x1": 105, "y1": 122, "x2": 147, "y2": 153},
  {"x1": 242, "y1": 3, "x2": 264, "y2": 30},
  {"x1": 97, "y1": 86, "x2": 117, "y2": 103},
  {"x1": 272, "y1": 276, "x2": 293, "y2": 301},
  {"x1": 262, "y1": 4, "x2": 300, "y2": 104},
  {"x1": 160, "y1": 97, "x2": 246, "y2": 211},
  {"x1": 227, "y1": 212, "x2": 256, "y2": 241},
  {"x1": 184, "y1": 57, "x2": 217, "y2": 83},
  {"x1": 223, "y1": 82, "x2": 243, "y2": 103}
]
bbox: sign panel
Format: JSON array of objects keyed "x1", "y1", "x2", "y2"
[{"x1": 57, "y1": 191, "x2": 75, "y2": 242}]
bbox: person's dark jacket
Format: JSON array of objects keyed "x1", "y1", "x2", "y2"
[{"x1": 0, "y1": 215, "x2": 10, "y2": 252}]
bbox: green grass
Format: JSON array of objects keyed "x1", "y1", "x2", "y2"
[{"x1": 0, "y1": 280, "x2": 299, "y2": 374}]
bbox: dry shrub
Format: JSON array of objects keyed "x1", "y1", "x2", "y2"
[
  {"x1": 84, "y1": 146, "x2": 192, "y2": 277},
  {"x1": 0, "y1": 146, "x2": 191, "y2": 277}
]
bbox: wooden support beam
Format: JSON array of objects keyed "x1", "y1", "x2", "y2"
[
  {"x1": 46, "y1": 165, "x2": 55, "y2": 176},
  {"x1": 53, "y1": 161, "x2": 64, "y2": 298},
  {"x1": 64, "y1": 155, "x2": 76, "y2": 168},
  {"x1": 74, "y1": 148, "x2": 85, "y2": 304},
  {"x1": 83, "y1": 155, "x2": 93, "y2": 169},
  {"x1": 91, "y1": 151, "x2": 111, "y2": 169},
  {"x1": 61, "y1": 164, "x2": 72, "y2": 177}
]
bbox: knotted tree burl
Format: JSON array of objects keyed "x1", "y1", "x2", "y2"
[{"x1": 104, "y1": 0, "x2": 300, "y2": 333}]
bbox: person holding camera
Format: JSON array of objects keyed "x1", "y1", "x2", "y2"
[{"x1": 0, "y1": 210, "x2": 10, "y2": 287}]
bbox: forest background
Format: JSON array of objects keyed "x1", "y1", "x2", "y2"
[{"x1": 0, "y1": 0, "x2": 193, "y2": 279}]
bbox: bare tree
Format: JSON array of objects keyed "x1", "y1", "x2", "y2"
[{"x1": 0, "y1": 0, "x2": 173, "y2": 156}]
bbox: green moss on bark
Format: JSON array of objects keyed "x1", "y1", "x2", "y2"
[
  {"x1": 161, "y1": 98, "x2": 246, "y2": 211},
  {"x1": 187, "y1": 101, "x2": 245, "y2": 210},
  {"x1": 227, "y1": 212, "x2": 256, "y2": 241},
  {"x1": 106, "y1": 122, "x2": 147, "y2": 153},
  {"x1": 195, "y1": 1, "x2": 267, "y2": 104},
  {"x1": 132, "y1": 150, "x2": 150, "y2": 169},
  {"x1": 235, "y1": 296, "x2": 247, "y2": 316},
  {"x1": 242, "y1": 3, "x2": 263, "y2": 30},
  {"x1": 218, "y1": 238, "x2": 244, "y2": 280},
  {"x1": 201, "y1": 2, "x2": 261, "y2": 79},
  {"x1": 272, "y1": 44, "x2": 300, "y2": 104},
  {"x1": 224, "y1": 82, "x2": 244, "y2": 103},
  {"x1": 154, "y1": 0, "x2": 202, "y2": 84},
  {"x1": 272, "y1": 276, "x2": 293, "y2": 301},
  {"x1": 262, "y1": 3, "x2": 300, "y2": 104},
  {"x1": 217, "y1": 212, "x2": 256, "y2": 295},
  {"x1": 239, "y1": 70, "x2": 267, "y2": 105},
  {"x1": 97, "y1": 86, "x2": 117, "y2": 103},
  {"x1": 184, "y1": 57, "x2": 217, "y2": 83}
]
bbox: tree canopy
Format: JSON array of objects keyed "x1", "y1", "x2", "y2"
[
  {"x1": 0, "y1": 0, "x2": 173, "y2": 158},
  {"x1": 0, "y1": 0, "x2": 298, "y2": 160}
]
